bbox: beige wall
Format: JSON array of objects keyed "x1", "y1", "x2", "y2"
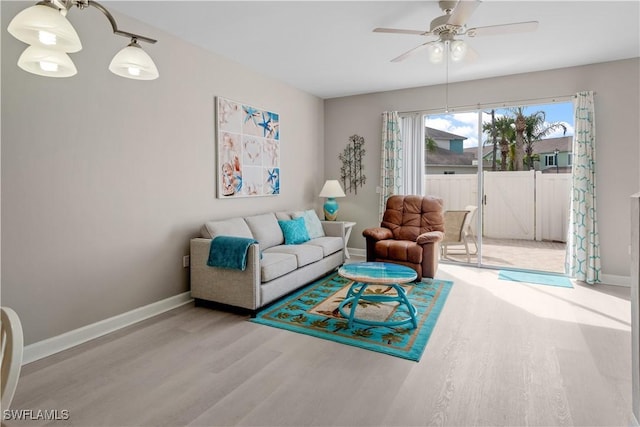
[
  {"x1": 1, "y1": 2, "x2": 324, "y2": 345},
  {"x1": 324, "y1": 58, "x2": 640, "y2": 280}
]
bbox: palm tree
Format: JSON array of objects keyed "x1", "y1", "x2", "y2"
[
  {"x1": 483, "y1": 115, "x2": 515, "y2": 171},
  {"x1": 523, "y1": 111, "x2": 567, "y2": 169},
  {"x1": 511, "y1": 107, "x2": 568, "y2": 170},
  {"x1": 425, "y1": 136, "x2": 438, "y2": 153},
  {"x1": 513, "y1": 107, "x2": 527, "y2": 171}
]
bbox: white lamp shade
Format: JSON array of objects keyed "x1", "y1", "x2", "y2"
[
  {"x1": 319, "y1": 180, "x2": 346, "y2": 198},
  {"x1": 109, "y1": 44, "x2": 159, "y2": 80},
  {"x1": 17, "y1": 46, "x2": 77, "y2": 77},
  {"x1": 450, "y1": 40, "x2": 468, "y2": 62},
  {"x1": 8, "y1": 5, "x2": 82, "y2": 53}
]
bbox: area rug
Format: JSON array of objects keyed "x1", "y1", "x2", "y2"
[
  {"x1": 498, "y1": 270, "x2": 573, "y2": 288},
  {"x1": 251, "y1": 272, "x2": 454, "y2": 361}
]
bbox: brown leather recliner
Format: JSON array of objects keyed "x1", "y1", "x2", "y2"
[{"x1": 362, "y1": 195, "x2": 445, "y2": 280}]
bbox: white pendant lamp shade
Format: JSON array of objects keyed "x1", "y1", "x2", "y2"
[
  {"x1": 8, "y1": 5, "x2": 82, "y2": 53},
  {"x1": 109, "y1": 42, "x2": 159, "y2": 80},
  {"x1": 17, "y1": 45, "x2": 77, "y2": 77}
]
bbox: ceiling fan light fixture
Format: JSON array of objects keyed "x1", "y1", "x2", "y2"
[
  {"x1": 450, "y1": 40, "x2": 467, "y2": 61},
  {"x1": 8, "y1": 4, "x2": 82, "y2": 53},
  {"x1": 429, "y1": 42, "x2": 445, "y2": 63},
  {"x1": 17, "y1": 45, "x2": 77, "y2": 77}
]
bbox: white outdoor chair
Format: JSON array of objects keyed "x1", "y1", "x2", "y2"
[
  {"x1": 441, "y1": 205, "x2": 478, "y2": 262},
  {"x1": 1, "y1": 306, "x2": 23, "y2": 410}
]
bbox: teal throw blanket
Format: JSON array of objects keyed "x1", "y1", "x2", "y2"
[{"x1": 207, "y1": 236, "x2": 258, "y2": 271}]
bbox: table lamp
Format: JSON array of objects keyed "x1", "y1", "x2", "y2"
[{"x1": 319, "y1": 180, "x2": 346, "y2": 221}]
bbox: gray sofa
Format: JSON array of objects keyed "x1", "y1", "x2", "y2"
[{"x1": 190, "y1": 211, "x2": 345, "y2": 310}]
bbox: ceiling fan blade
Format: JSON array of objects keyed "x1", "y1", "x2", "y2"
[
  {"x1": 447, "y1": 0, "x2": 481, "y2": 27},
  {"x1": 466, "y1": 21, "x2": 539, "y2": 37},
  {"x1": 391, "y1": 41, "x2": 435, "y2": 62},
  {"x1": 373, "y1": 27, "x2": 430, "y2": 36}
]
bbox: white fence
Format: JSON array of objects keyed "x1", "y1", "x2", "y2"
[{"x1": 425, "y1": 171, "x2": 571, "y2": 242}]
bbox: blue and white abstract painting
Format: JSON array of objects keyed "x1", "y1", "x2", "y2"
[{"x1": 216, "y1": 96, "x2": 280, "y2": 198}]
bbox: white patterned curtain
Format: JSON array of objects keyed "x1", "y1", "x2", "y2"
[
  {"x1": 566, "y1": 91, "x2": 601, "y2": 284},
  {"x1": 379, "y1": 111, "x2": 402, "y2": 221},
  {"x1": 399, "y1": 113, "x2": 425, "y2": 196}
]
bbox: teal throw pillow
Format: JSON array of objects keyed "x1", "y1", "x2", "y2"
[
  {"x1": 293, "y1": 209, "x2": 325, "y2": 239},
  {"x1": 278, "y1": 217, "x2": 310, "y2": 245}
]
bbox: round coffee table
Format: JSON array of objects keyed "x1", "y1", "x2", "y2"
[{"x1": 337, "y1": 262, "x2": 418, "y2": 329}]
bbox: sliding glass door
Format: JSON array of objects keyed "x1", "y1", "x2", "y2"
[{"x1": 424, "y1": 101, "x2": 574, "y2": 274}]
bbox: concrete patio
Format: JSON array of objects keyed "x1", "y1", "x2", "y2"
[{"x1": 441, "y1": 237, "x2": 567, "y2": 274}]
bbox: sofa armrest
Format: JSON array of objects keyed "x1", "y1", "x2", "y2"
[
  {"x1": 190, "y1": 238, "x2": 261, "y2": 310},
  {"x1": 416, "y1": 230, "x2": 444, "y2": 245},
  {"x1": 321, "y1": 221, "x2": 345, "y2": 238},
  {"x1": 362, "y1": 227, "x2": 393, "y2": 241}
]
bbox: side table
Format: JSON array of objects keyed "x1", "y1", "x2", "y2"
[{"x1": 341, "y1": 221, "x2": 356, "y2": 259}]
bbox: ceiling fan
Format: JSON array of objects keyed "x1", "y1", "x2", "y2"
[{"x1": 374, "y1": 0, "x2": 538, "y2": 63}]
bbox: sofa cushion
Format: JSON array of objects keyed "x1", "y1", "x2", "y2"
[
  {"x1": 201, "y1": 218, "x2": 253, "y2": 239},
  {"x1": 304, "y1": 236, "x2": 343, "y2": 256},
  {"x1": 244, "y1": 213, "x2": 284, "y2": 250},
  {"x1": 275, "y1": 211, "x2": 293, "y2": 221},
  {"x1": 264, "y1": 244, "x2": 323, "y2": 268},
  {"x1": 278, "y1": 217, "x2": 311, "y2": 245},
  {"x1": 260, "y1": 252, "x2": 297, "y2": 282},
  {"x1": 293, "y1": 209, "x2": 325, "y2": 239}
]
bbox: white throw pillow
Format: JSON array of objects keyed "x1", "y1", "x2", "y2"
[{"x1": 293, "y1": 210, "x2": 325, "y2": 239}]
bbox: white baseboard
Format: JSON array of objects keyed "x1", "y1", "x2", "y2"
[
  {"x1": 23, "y1": 292, "x2": 193, "y2": 365},
  {"x1": 347, "y1": 247, "x2": 365, "y2": 258},
  {"x1": 600, "y1": 273, "x2": 631, "y2": 287}
]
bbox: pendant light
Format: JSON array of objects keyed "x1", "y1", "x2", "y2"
[
  {"x1": 7, "y1": 0, "x2": 159, "y2": 80},
  {"x1": 17, "y1": 45, "x2": 77, "y2": 77},
  {"x1": 109, "y1": 38, "x2": 159, "y2": 81},
  {"x1": 8, "y1": 4, "x2": 82, "y2": 53}
]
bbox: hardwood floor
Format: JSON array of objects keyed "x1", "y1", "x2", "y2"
[{"x1": 6, "y1": 263, "x2": 632, "y2": 426}]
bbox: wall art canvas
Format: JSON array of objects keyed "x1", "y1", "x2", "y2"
[{"x1": 216, "y1": 96, "x2": 280, "y2": 198}]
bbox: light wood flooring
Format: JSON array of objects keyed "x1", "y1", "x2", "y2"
[{"x1": 6, "y1": 262, "x2": 632, "y2": 426}]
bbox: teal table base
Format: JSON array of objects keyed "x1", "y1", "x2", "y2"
[{"x1": 338, "y1": 282, "x2": 418, "y2": 329}]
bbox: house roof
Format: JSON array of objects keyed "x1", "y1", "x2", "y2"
[
  {"x1": 426, "y1": 146, "x2": 476, "y2": 166},
  {"x1": 425, "y1": 127, "x2": 467, "y2": 141},
  {"x1": 464, "y1": 135, "x2": 574, "y2": 158}
]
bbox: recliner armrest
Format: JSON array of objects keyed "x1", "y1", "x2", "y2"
[
  {"x1": 362, "y1": 227, "x2": 393, "y2": 241},
  {"x1": 416, "y1": 230, "x2": 444, "y2": 245}
]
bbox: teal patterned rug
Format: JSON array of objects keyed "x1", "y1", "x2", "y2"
[{"x1": 251, "y1": 272, "x2": 454, "y2": 361}]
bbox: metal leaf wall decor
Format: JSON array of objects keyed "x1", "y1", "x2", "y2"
[{"x1": 339, "y1": 134, "x2": 366, "y2": 194}]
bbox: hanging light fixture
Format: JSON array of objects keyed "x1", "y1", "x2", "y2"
[
  {"x1": 428, "y1": 36, "x2": 468, "y2": 64},
  {"x1": 7, "y1": 0, "x2": 159, "y2": 80},
  {"x1": 428, "y1": 42, "x2": 445, "y2": 64},
  {"x1": 449, "y1": 40, "x2": 467, "y2": 62}
]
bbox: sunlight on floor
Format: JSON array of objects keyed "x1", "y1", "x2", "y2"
[{"x1": 437, "y1": 263, "x2": 631, "y2": 332}]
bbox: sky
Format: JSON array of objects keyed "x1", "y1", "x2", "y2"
[{"x1": 425, "y1": 101, "x2": 575, "y2": 148}]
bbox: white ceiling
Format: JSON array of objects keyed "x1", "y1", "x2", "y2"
[{"x1": 105, "y1": 1, "x2": 640, "y2": 99}]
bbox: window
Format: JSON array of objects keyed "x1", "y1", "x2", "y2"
[
  {"x1": 568, "y1": 153, "x2": 572, "y2": 166},
  {"x1": 545, "y1": 154, "x2": 557, "y2": 167}
]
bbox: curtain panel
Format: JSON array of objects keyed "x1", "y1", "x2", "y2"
[
  {"x1": 566, "y1": 91, "x2": 601, "y2": 284},
  {"x1": 379, "y1": 111, "x2": 402, "y2": 221},
  {"x1": 399, "y1": 113, "x2": 425, "y2": 197}
]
